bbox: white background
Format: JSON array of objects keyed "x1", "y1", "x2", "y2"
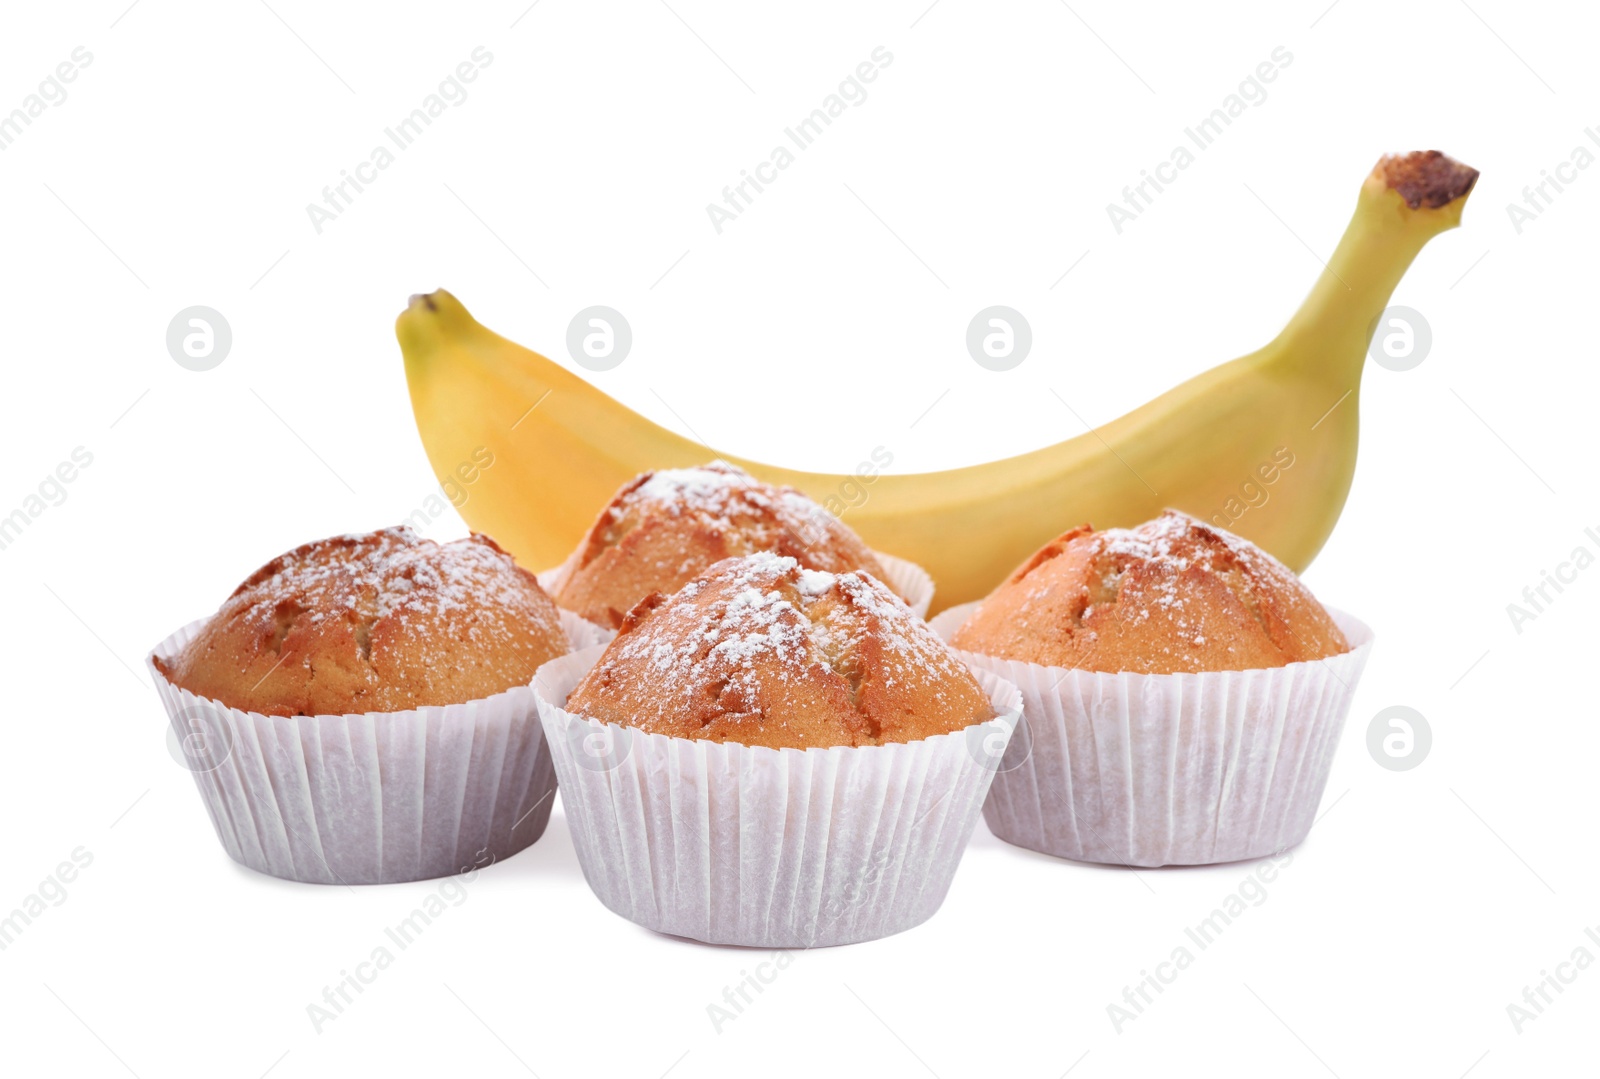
[{"x1": 0, "y1": 0, "x2": 1594, "y2": 1076}]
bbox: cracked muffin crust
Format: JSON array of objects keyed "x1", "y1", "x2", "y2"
[
  {"x1": 566, "y1": 552, "x2": 991, "y2": 750},
  {"x1": 550, "y1": 462, "x2": 888, "y2": 630},
  {"x1": 952, "y1": 511, "x2": 1347, "y2": 674},
  {"x1": 155, "y1": 527, "x2": 568, "y2": 715}
]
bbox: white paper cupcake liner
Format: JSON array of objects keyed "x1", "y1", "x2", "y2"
[
  {"x1": 870, "y1": 551, "x2": 934, "y2": 619},
  {"x1": 535, "y1": 646, "x2": 1022, "y2": 947},
  {"x1": 148, "y1": 610, "x2": 612, "y2": 885},
  {"x1": 539, "y1": 548, "x2": 935, "y2": 620},
  {"x1": 534, "y1": 551, "x2": 580, "y2": 594},
  {"x1": 928, "y1": 602, "x2": 1374, "y2": 867}
]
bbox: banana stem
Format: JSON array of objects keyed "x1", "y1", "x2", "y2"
[{"x1": 1274, "y1": 151, "x2": 1478, "y2": 384}]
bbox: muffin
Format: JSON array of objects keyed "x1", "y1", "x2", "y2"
[
  {"x1": 952, "y1": 512, "x2": 1348, "y2": 673},
  {"x1": 535, "y1": 552, "x2": 1022, "y2": 947},
  {"x1": 569, "y1": 551, "x2": 990, "y2": 749},
  {"x1": 148, "y1": 526, "x2": 608, "y2": 885},
  {"x1": 156, "y1": 528, "x2": 570, "y2": 715},
  {"x1": 932, "y1": 511, "x2": 1372, "y2": 868},
  {"x1": 547, "y1": 462, "x2": 931, "y2": 627}
]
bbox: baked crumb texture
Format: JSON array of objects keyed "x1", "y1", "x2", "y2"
[
  {"x1": 552, "y1": 461, "x2": 886, "y2": 630},
  {"x1": 953, "y1": 510, "x2": 1348, "y2": 674},
  {"x1": 567, "y1": 551, "x2": 992, "y2": 749},
  {"x1": 156, "y1": 527, "x2": 568, "y2": 715}
]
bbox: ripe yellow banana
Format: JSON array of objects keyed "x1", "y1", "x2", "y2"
[{"x1": 399, "y1": 151, "x2": 1477, "y2": 612}]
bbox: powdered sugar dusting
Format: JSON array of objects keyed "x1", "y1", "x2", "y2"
[
  {"x1": 1087, "y1": 511, "x2": 1312, "y2": 644},
  {"x1": 575, "y1": 551, "x2": 983, "y2": 739},
  {"x1": 796, "y1": 568, "x2": 834, "y2": 597},
  {"x1": 592, "y1": 462, "x2": 857, "y2": 563},
  {"x1": 554, "y1": 461, "x2": 899, "y2": 631},
  {"x1": 229, "y1": 526, "x2": 562, "y2": 664},
  {"x1": 1124, "y1": 512, "x2": 1307, "y2": 606},
  {"x1": 957, "y1": 510, "x2": 1345, "y2": 672}
]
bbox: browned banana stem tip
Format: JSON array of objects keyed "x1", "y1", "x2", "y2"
[{"x1": 1377, "y1": 150, "x2": 1479, "y2": 209}]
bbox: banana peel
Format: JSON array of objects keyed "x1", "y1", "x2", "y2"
[{"x1": 398, "y1": 151, "x2": 1478, "y2": 612}]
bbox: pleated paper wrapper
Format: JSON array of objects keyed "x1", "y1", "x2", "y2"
[
  {"x1": 149, "y1": 610, "x2": 613, "y2": 885},
  {"x1": 535, "y1": 646, "x2": 1022, "y2": 947},
  {"x1": 927, "y1": 602, "x2": 1374, "y2": 868},
  {"x1": 538, "y1": 548, "x2": 935, "y2": 620}
]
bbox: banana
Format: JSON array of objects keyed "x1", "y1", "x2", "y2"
[{"x1": 399, "y1": 151, "x2": 1477, "y2": 612}]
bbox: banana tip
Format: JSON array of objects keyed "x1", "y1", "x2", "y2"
[{"x1": 397, "y1": 289, "x2": 475, "y2": 356}]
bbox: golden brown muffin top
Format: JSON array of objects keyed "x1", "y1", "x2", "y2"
[
  {"x1": 567, "y1": 552, "x2": 991, "y2": 750},
  {"x1": 550, "y1": 462, "x2": 887, "y2": 630},
  {"x1": 952, "y1": 511, "x2": 1347, "y2": 674},
  {"x1": 156, "y1": 527, "x2": 568, "y2": 716}
]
